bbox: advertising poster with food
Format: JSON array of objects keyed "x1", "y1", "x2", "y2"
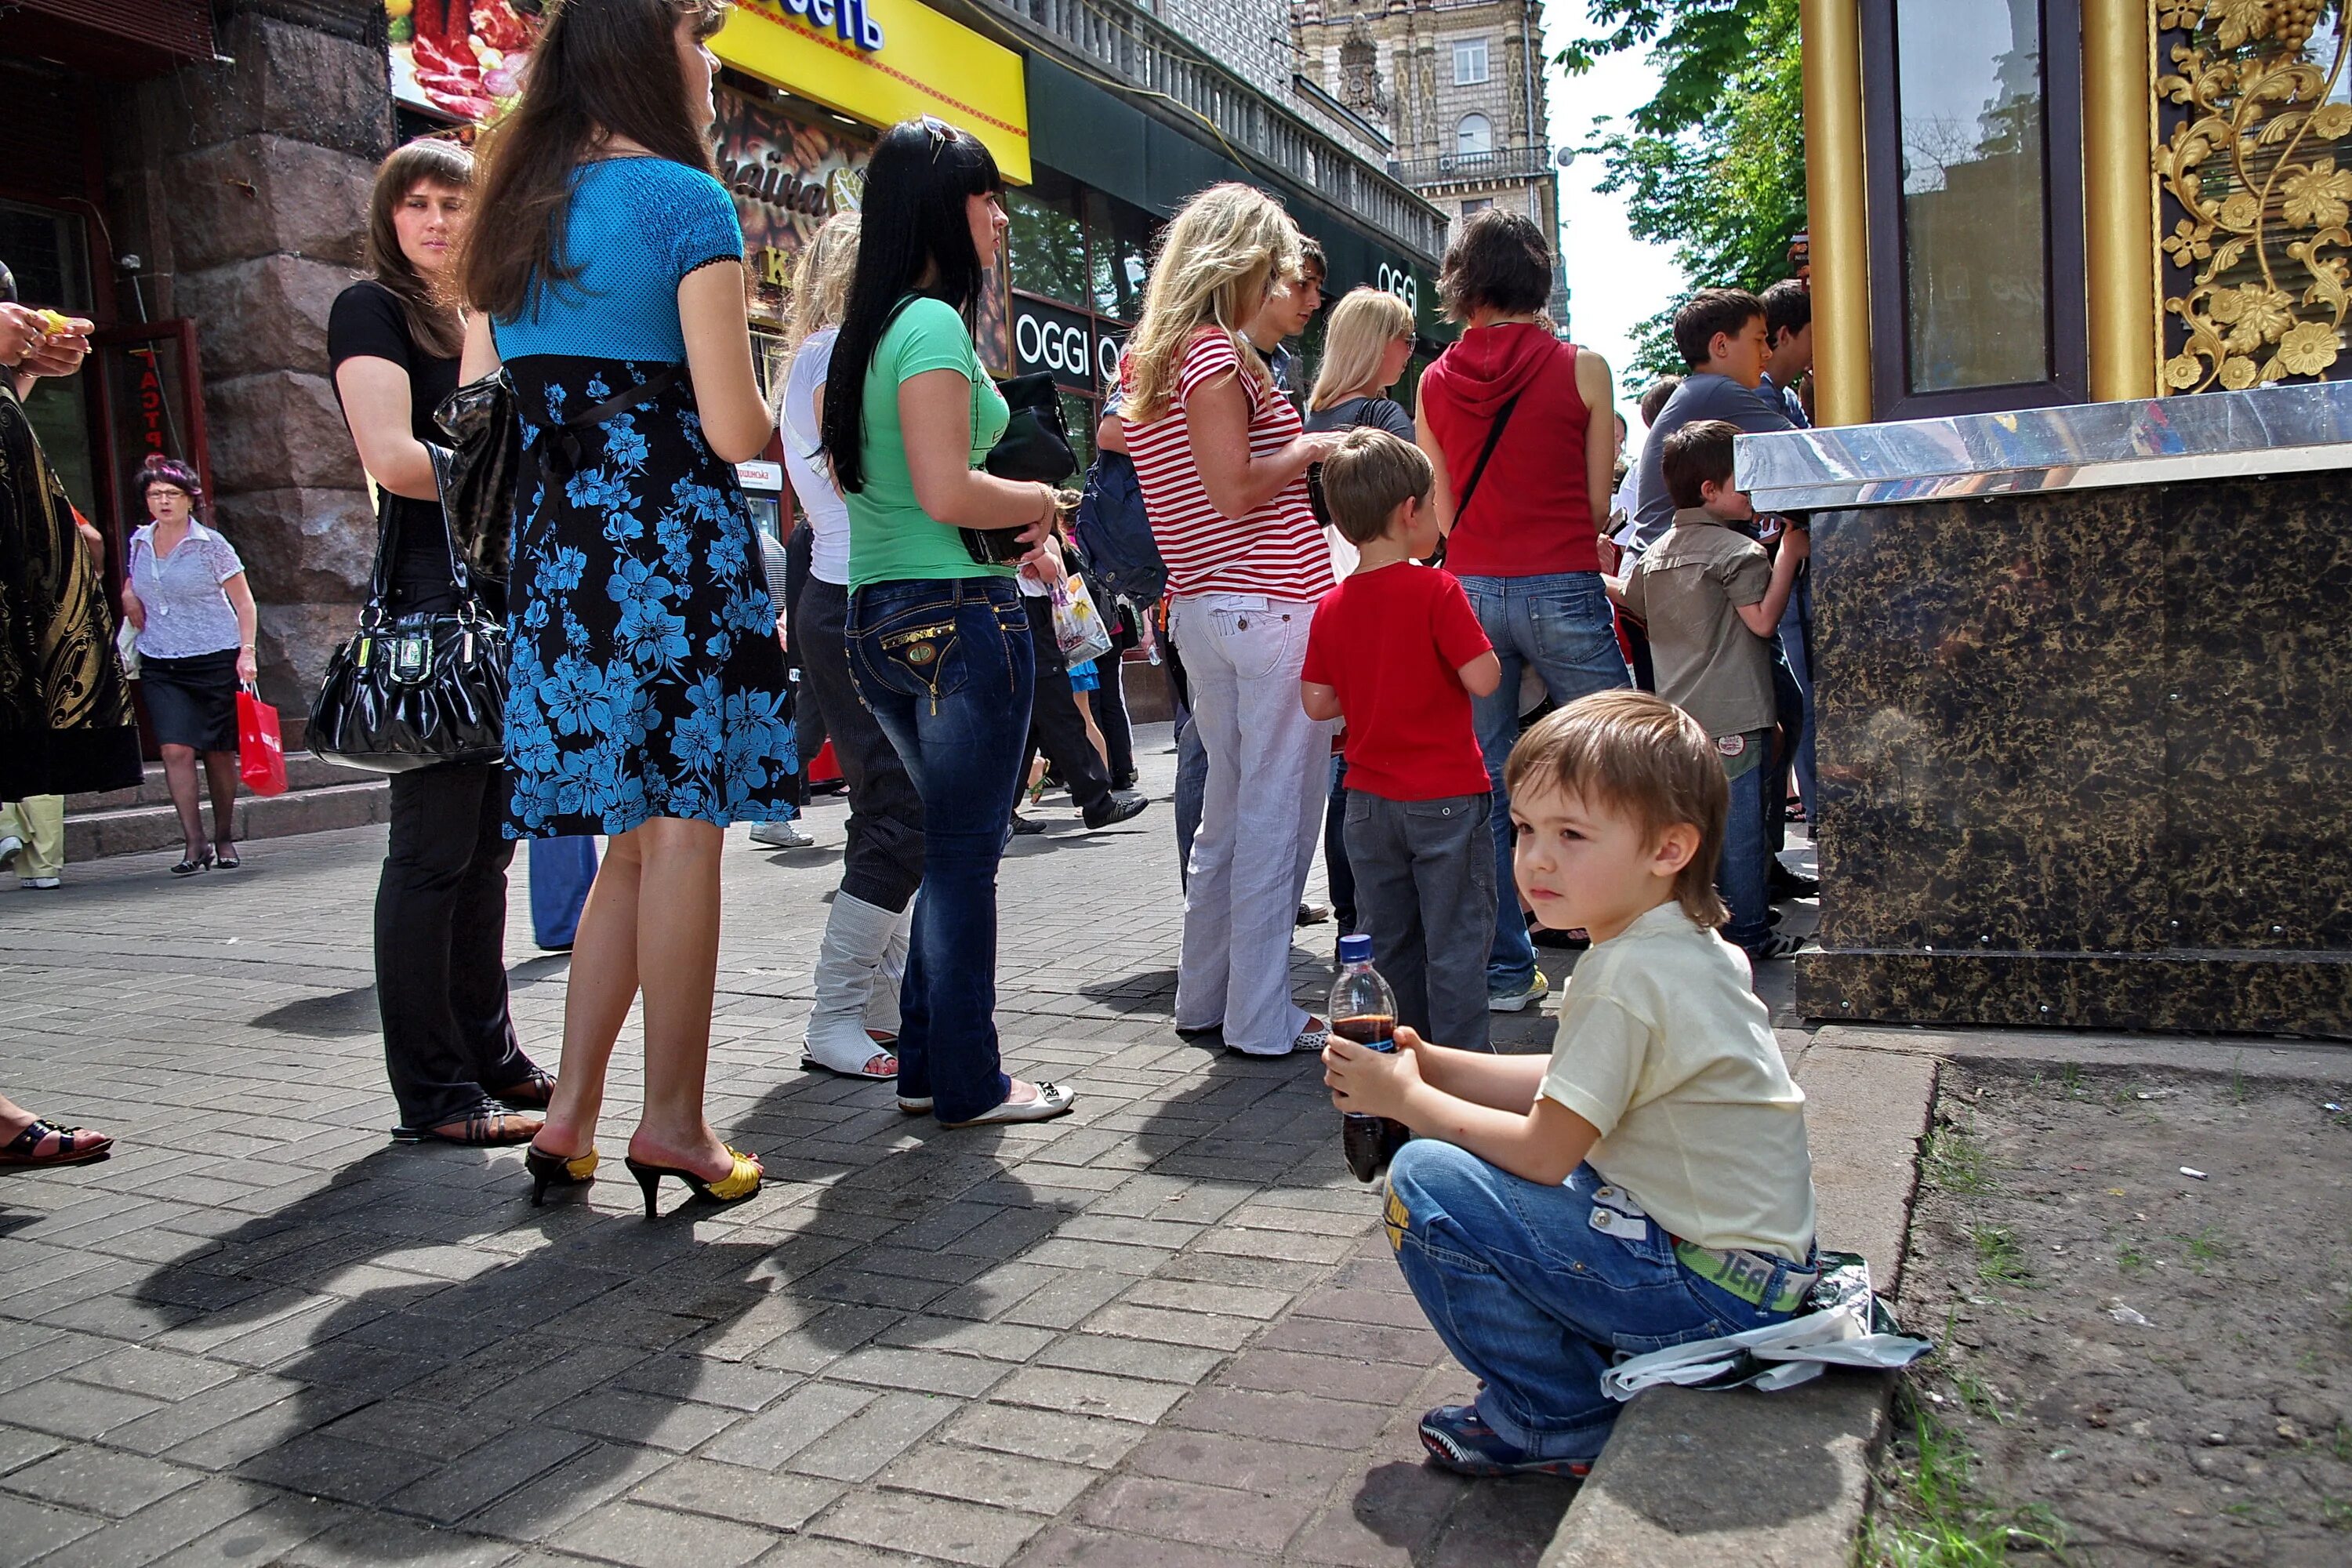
[
  {"x1": 713, "y1": 90, "x2": 869, "y2": 317},
  {"x1": 387, "y1": 0, "x2": 541, "y2": 125}
]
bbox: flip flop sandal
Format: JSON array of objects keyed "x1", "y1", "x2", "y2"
[{"x1": 0, "y1": 1119, "x2": 113, "y2": 1167}]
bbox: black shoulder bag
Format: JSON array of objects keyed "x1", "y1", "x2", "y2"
[
  {"x1": 968, "y1": 369, "x2": 1079, "y2": 565},
  {"x1": 307, "y1": 484, "x2": 509, "y2": 773}
]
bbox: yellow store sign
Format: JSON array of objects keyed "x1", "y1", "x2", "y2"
[{"x1": 714, "y1": 0, "x2": 1033, "y2": 184}]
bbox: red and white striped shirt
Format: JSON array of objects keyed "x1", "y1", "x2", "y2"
[{"x1": 1123, "y1": 329, "x2": 1333, "y2": 603}]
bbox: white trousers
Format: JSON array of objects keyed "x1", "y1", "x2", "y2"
[{"x1": 1171, "y1": 593, "x2": 1333, "y2": 1054}]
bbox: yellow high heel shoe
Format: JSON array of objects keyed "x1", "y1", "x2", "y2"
[
  {"x1": 523, "y1": 1143, "x2": 598, "y2": 1207},
  {"x1": 623, "y1": 1146, "x2": 761, "y2": 1218}
]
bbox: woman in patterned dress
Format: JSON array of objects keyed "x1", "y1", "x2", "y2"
[{"x1": 459, "y1": 0, "x2": 785, "y2": 1214}]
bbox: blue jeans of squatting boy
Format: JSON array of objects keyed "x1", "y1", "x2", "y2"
[{"x1": 1385, "y1": 1142, "x2": 1807, "y2": 1463}]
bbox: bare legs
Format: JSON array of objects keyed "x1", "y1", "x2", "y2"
[
  {"x1": 532, "y1": 816, "x2": 752, "y2": 1185},
  {"x1": 159, "y1": 744, "x2": 237, "y2": 863}
]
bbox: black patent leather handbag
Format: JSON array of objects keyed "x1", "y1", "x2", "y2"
[
  {"x1": 430, "y1": 370, "x2": 521, "y2": 586},
  {"x1": 307, "y1": 482, "x2": 508, "y2": 774}
]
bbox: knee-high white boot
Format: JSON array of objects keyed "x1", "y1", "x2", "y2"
[
  {"x1": 802, "y1": 891, "x2": 901, "y2": 1076},
  {"x1": 862, "y1": 902, "x2": 913, "y2": 1039}
]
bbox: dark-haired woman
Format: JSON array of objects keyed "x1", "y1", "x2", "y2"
[
  {"x1": 1414, "y1": 209, "x2": 1624, "y2": 1017},
  {"x1": 459, "y1": 0, "x2": 788, "y2": 1212},
  {"x1": 823, "y1": 118, "x2": 1073, "y2": 1128},
  {"x1": 330, "y1": 137, "x2": 554, "y2": 1148},
  {"x1": 121, "y1": 456, "x2": 257, "y2": 877}
]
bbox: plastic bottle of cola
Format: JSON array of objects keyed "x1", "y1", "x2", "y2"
[{"x1": 1330, "y1": 935, "x2": 1410, "y2": 1183}]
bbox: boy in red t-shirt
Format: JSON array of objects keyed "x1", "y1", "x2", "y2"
[{"x1": 1303, "y1": 430, "x2": 1504, "y2": 1051}]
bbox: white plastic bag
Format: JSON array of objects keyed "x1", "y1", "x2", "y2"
[
  {"x1": 1600, "y1": 1251, "x2": 1933, "y2": 1401},
  {"x1": 1050, "y1": 572, "x2": 1114, "y2": 667}
]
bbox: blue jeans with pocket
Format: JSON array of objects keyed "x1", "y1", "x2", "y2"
[
  {"x1": 1385, "y1": 1142, "x2": 1802, "y2": 1463},
  {"x1": 848, "y1": 575, "x2": 1033, "y2": 1122},
  {"x1": 1456, "y1": 572, "x2": 1631, "y2": 994},
  {"x1": 1718, "y1": 732, "x2": 1773, "y2": 951}
]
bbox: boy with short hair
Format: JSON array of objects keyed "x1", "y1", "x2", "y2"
[
  {"x1": 1628, "y1": 288, "x2": 1795, "y2": 551},
  {"x1": 1302, "y1": 429, "x2": 1502, "y2": 1051},
  {"x1": 1758, "y1": 279, "x2": 1813, "y2": 427},
  {"x1": 1610, "y1": 420, "x2": 1806, "y2": 960},
  {"x1": 1323, "y1": 689, "x2": 1817, "y2": 1478}
]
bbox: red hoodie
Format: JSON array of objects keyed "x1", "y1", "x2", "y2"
[{"x1": 1417, "y1": 322, "x2": 1596, "y2": 577}]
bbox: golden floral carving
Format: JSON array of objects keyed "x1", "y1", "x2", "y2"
[{"x1": 2157, "y1": 1, "x2": 2352, "y2": 394}]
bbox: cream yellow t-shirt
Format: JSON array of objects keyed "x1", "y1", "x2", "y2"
[{"x1": 1538, "y1": 901, "x2": 1816, "y2": 1260}]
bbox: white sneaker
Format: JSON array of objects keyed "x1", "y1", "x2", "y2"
[
  {"x1": 0, "y1": 835, "x2": 20, "y2": 869},
  {"x1": 20, "y1": 877, "x2": 60, "y2": 890},
  {"x1": 1488, "y1": 972, "x2": 1551, "y2": 1013},
  {"x1": 750, "y1": 819, "x2": 815, "y2": 848}
]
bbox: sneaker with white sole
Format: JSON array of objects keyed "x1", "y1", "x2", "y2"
[
  {"x1": 750, "y1": 819, "x2": 815, "y2": 849},
  {"x1": 20, "y1": 877, "x2": 60, "y2": 890},
  {"x1": 1488, "y1": 972, "x2": 1550, "y2": 1013},
  {"x1": 0, "y1": 834, "x2": 21, "y2": 869}
]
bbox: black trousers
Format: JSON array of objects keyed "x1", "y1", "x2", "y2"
[
  {"x1": 782, "y1": 523, "x2": 826, "y2": 804},
  {"x1": 795, "y1": 574, "x2": 924, "y2": 910},
  {"x1": 1020, "y1": 593, "x2": 1113, "y2": 816},
  {"x1": 376, "y1": 760, "x2": 536, "y2": 1130},
  {"x1": 1088, "y1": 656, "x2": 1135, "y2": 785}
]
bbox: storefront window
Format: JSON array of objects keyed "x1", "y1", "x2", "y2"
[
  {"x1": 1008, "y1": 185, "x2": 1089, "y2": 309},
  {"x1": 1861, "y1": 0, "x2": 2085, "y2": 416},
  {"x1": 1085, "y1": 195, "x2": 1153, "y2": 324}
]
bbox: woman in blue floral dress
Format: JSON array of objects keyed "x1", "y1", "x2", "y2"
[{"x1": 459, "y1": 0, "x2": 782, "y2": 1214}]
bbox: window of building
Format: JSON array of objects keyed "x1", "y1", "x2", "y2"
[
  {"x1": 1462, "y1": 198, "x2": 1493, "y2": 218},
  {"x1": 1457, "y1": 114, "x2": 1494, "y2": 157},
  {"x1": 1453, "y1": 38, "x2": 1489, "y2": 85},
  {"x1": 1860, "y1": 0, "x2": 2086, "y2": 416}
]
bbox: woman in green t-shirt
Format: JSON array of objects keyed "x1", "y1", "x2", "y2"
[{"x1": 819, "y1": 118, "x2": 1074, "y2": 1129}]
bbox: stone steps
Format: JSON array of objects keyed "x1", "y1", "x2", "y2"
[
  {"x1": 64, "y1": 753, "x2": 373, "y2": 815},
  {"x1": 64, "y1": 772, "x2": 392, "y2": 863}
]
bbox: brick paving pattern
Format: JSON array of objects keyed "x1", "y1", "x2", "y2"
[{"x1": 0, "y1": 724, "x2": 1602, "y2": 1567}]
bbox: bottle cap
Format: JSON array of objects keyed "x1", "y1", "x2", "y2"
[{"x1": 1337, "y1": 934, "x2": 1372, "y2": 965}]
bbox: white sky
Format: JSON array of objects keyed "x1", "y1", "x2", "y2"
[{"x1": 1537, "y1": 5, "x2": 1686, "y2": 445}]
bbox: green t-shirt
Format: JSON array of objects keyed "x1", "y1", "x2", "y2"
[{"x1": 846, "y1": 295, "x2": 1014, "y2": 590}]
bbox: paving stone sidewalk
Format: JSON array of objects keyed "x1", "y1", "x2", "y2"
[{"x1": 0, "y1": 724, "x2": 1610, "y2": 1568}]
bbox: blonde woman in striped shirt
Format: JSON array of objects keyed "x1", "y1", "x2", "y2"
[{"x1": 1120, "y1": 183, "x2": 1348, "y2": 1059}]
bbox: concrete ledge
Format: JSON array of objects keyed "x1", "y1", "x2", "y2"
[
  {"x1": 1809, "y1": 1022, "x2": 2352, "y2": 1082},
  {"x1": 1542, "y1": 1044, "x2": 1936, "y2": 1565},
  {"x1": 66, "y1": 778, "x2": 390, "y2": 861}
]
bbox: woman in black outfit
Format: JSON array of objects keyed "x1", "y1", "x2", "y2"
[{"x1": 328, "y1": 139, "x2": 551, "y2": 1145}]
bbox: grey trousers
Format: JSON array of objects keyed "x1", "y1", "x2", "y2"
[{"x1": 1341, "y1": 789, "x2": 1497, "y2": 1053}]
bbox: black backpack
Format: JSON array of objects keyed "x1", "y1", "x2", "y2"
[{"x1": 1073, "y1": 449, "x2": 1166, "y2": 603}]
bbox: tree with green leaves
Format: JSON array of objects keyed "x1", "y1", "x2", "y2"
[{"x1": 1563, "y1": 0, "x2": 1809, "y2": 379}]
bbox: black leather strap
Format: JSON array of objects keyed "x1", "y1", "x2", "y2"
[{"x1": 1452, "y1": 390, "x2": 1523, "y2": 527}]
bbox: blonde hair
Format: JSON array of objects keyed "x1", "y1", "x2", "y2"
[
  {"x1": 1504, "y1": 690, "x2": 1732, "y2": 930},
  {"x1": 1320, "y1": 428, "x2": 1432, "y2": 546},
  {"x1": 1123, "y1": 183, "x2": 1301, "y2": 423},
  {"x1": 1308, "y1": 287, "x2": 1414, "y2": 412},
  {"x1": 788, "y1": 212, "x2": 861, "y2": 350}
]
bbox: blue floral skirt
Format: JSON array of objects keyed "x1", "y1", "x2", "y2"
[{"x1": 499, "y1": 354, "x2": 795, "y2": 839}]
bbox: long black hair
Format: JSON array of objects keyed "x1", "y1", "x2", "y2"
[{"x1": 821, "y1": 118, "x2": 1003, "y2": 494}]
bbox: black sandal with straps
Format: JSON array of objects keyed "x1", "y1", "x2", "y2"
[
  {"x1": 0, "y1": 1119, "x2": 114, "y2": 1167},
  {"x1": 489, "y1": 1066, "x2": 555, "y2": 1110},
  {"x1": 390, "y1": 1111, "x2": 542, "y2": 1147}
]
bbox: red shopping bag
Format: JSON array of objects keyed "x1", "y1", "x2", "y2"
[
  {"x1": 237, "y1": 688, "x2": 289, "y2": 797},
  {"x1": 808, "y1": 738, "x2": 841, "y2": 786}
]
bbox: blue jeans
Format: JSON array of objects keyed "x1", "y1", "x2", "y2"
[
  {"x1": 1457, "y1": 573, "x2": 1631, "y2": 993},
  {"x1": 1778, "y1": 571, "x2": 1816, "y2": 819},
  {"x1": 1325, "y1": 753, "x2": 1355, "y2": 932},
  {"x1": 526, "y1": 835, "x2": 597, "y2": 949},
  {"x1": 1173, "y1": 712, "x2": 1207, "y2": 889},
  {"x1": 848, "y1": 575, "x2": 1033, "y2": 1122},
  {"x1": 1718, "y1": 736, "x2": 1773, "y2": 950},
  {"x1": 1386, "y1": 1143, "x2": 1800, "y2": 1463}
]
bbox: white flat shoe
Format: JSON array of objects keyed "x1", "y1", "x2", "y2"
[
  {"x1": 940, "y1": 1083, "x2": 1075, "y2": 1128},
  {"x1": 896, "y1": 1094, "x2": 933, "y2": 1115}
]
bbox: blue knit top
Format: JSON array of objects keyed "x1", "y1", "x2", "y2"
[{"x1": 491, "y1": 157, "x2": 745, "y2": 363}]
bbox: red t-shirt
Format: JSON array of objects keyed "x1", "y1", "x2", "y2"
[
  {"x1": 1302, "y1": 564, "x2": 1494, "y2": 801},
  {"x1": 1417, "y1": 323, "x2": 1598, "y2": 578},
  {"x1": 1123, "y1": 328, "x2": 1333, "y2": 602}
]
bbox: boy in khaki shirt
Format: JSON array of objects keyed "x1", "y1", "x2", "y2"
[
  {"x1": 1323, "y1": 690, "x2": 1817, "y2": 1478},
  {"x1": 1609, "y1": 419, "x2": 1807, "y2": 960}
]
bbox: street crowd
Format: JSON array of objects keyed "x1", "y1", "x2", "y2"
[{"x1": 2, "y1": 0, "x2": 1827, "y2": 1487}]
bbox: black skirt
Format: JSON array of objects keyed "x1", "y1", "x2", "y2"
[{"x1": 140, "y1": 648, "x2": 240, "y2": 752}]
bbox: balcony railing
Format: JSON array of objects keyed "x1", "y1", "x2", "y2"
[
  {"x1": 1389, "y1": 146, "x2": 1559, "y2": 189},
  {"x1": 971, "y1": 0, "x2": 1449, "y2": 262}
]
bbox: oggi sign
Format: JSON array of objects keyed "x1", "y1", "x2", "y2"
[{"x1": 1013, "y1": 298, "x2": 1123, "y2": 394}]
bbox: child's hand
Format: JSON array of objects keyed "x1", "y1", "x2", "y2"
[{"x1": 1323, "y1": 1027, "x2": 1425, "y2": 1121}]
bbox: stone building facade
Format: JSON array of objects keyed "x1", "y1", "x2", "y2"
[{"x1": 1291, "y1": 0, "x2": 1566, "y2": 325}]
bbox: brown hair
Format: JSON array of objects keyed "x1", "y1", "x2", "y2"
[
  {"x1": 1636, "y1": 376, "x2": 1682, "y2": 426},
  {"x1": 1320, "y1": 427, "x2": 1433, "y2": 546},
  {"x1": 136, "y1": 454, "x2": 205, "y2": 521},
  {"x1": 1504, "y1": 690, "x2": 1730, "y2": 928},
  {"x1": 365, "y1": 138, "x2": 474, "y2": 360},
  {"x1": 1671, "y1": 288, "x2": 1765, "y2": 369},
  {"x1": 1438, "y1": 209, "x2": 1552, "y2": 321},
  {"x1": 1661, "y1": 419, "x2": 1740, "y2": 509},
  {"x1": 459, "y1": 0, "x2": 730, "y2": 321}
]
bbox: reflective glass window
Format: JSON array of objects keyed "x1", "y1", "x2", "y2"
[{"x1": 1007, "y1": 186, "x2": 1089, "y2": 308}]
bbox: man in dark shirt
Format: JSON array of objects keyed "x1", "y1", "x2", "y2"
[
  {"x1": 1629, "y1": 289, "x2": 1795, "y2": 552},
  {"x1": 1756, "y1": 280, "x2": 1812, "y2": 429}
]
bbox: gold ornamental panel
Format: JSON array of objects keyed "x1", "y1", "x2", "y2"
[{"x1": 2155, "y1": 1, "x2": 2352, "y2": 393}]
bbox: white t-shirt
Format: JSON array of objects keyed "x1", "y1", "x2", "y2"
[
  {"x1": 780, "y1": 327, "x2": 851, "y2": 586},
  {"x1": 1539, "y1": 901, "x2": 1816, "y2": 1260}
]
